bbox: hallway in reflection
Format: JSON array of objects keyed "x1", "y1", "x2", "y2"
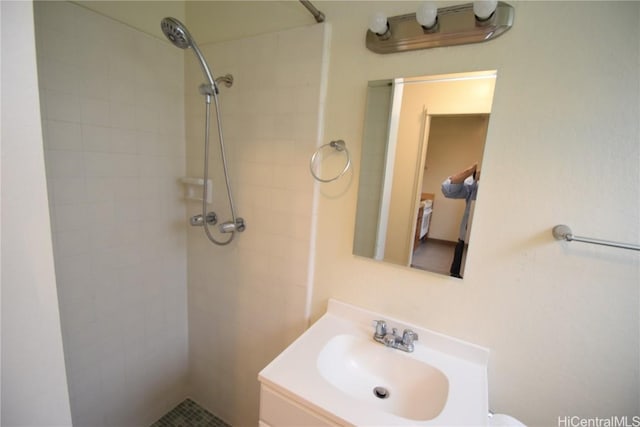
[{"x1": 411, "y1": 239, "x2": 467, "y2": 277}]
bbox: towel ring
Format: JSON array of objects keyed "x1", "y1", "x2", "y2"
[{"x1": 310, "y1": 140, "x2": 351, "y2": 183}]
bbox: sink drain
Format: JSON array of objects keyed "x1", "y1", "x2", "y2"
[{"x1": 373, "y1": 386, "x2": 390, "y2": 399}]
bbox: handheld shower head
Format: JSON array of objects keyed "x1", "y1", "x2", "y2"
[
  {"x1": 161, "y1": 17, "x2": 191, "y2": 49},
  {"x1": 161, "y1": 17, "x2": 215, "y2": 86}
]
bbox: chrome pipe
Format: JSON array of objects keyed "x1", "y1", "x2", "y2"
[
  {"x1": 552, "y1": 224, "x2": 640, "y2": 251},
  {"x1": 299, "y1": 0, "x2": 325, "y2": 23}
]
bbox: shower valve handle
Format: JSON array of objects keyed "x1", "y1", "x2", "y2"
[
  {"x1": 219, "y1": 218, "x2": 246, "y2": 233},
  {"x1": 190, "y1": 212, "x2": 217, "y2": 226}
]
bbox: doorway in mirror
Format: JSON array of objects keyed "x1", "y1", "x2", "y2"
[{"x1": 410, "y1": 114, "x2": 489, "y2": 277}]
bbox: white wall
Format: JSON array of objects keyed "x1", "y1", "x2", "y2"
[
  {"x1": 34, "y1": 2, "x2": 189, "y2": 425},
  {"x1": 183, "y1": 23, "x2": 329, "y2": 426},
  {"x1": 0, "y1": 2, "x2": 72, "y2": 425},
  {"x1": 313, "y1": 1, "x2": 639, "y2": 425}
]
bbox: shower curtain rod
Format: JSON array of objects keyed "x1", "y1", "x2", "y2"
[{"x1": 299, "y1": 0, "x2": 325, "y2": 23}]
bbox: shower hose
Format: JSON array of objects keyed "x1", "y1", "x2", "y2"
[{"x1": 201, "y1": 88, "x2": 238, "y2": 246}]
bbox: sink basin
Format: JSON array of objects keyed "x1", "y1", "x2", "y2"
[
  {"x1": 317, "y1": 334, "x2": 449, "y2": 420},
  {"x1": 258, "y1": 299, "x2": 489, "y2": 426}
]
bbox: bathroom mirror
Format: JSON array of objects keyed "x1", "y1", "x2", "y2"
[{"x1": 353, "y1": 71, "x2": 496, "y2": 278}]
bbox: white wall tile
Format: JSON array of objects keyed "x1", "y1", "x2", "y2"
[
  {"x1": 54, "y1": 255, "x2": 94, "y2": 304},
  {"x1": 54, "y1": 230, "x2": 89, "y2": 259},
  {"x1": 34, "y1": 1, "x2": 78, "y2": 36},
  {"x1": 34, "y1": 3, "x2": 188, "y2": 425},
  {"x1": 82, "y1": 124, "x2": 111, "y2": 152},
  {"x1": 85, "y1": 177, "x2": 116, "y2": 202},
  {"x1": 186, "y1": 24, "x2": 327, "y2": 426},
  {"x1": 86, "y1": 202, "x2": 116, "y2": 226},
  {"x1": 83, "y1": 152, "x2": 115, "y2": 177},
  {"x1": 109, "y1": 78, "x2": 137, "y2": 105},
  {"x1": 46, "y1": 150, "x2": 85, "y2": 178},
  {"x1": 45, "y1": 90, "x2": 81, "y2": 122},
  {"x1": 109, "y1": 128, "x2": 141, "y2": 154},
  {"x1": 42, "y1": 59, "x2": 81, "y2": 95},
  {"x1": 41, "y1": 28, "x2": 81, "y2": 66},
  {"x1": 135, "y1": 105, "x2": 160, "y2": 132},
  {"x1": 81, "y1": 98, "x2": 111, "y2": 127},
  {"x1": 46, "y1": 120, "x2": 83, "y2": 151},
  {"x1": 78, "y1": 65, "x2": 111, "y2": 101},
  {"x1": 110, "y1": 102, "x2": 138, "y2": 130},
  {"x1": 53, "y1": 203, "x2": 90, "y2": 232}
]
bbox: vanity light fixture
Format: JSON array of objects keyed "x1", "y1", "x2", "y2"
[
  {"x1": 368, "y1": 11, "x2": 391, "y2": 40},
  {"x1": 366, "y1": 1, "x2": 514, "y2": 54},
  {"x1": 416, "y1": 2, "x2": 439, "y2": 31},
  {"x1": 473, "y1": 0, "x2": 498, "y2": 20}
]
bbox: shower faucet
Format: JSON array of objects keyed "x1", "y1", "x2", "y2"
[
  {"x1": 219, "y1": 218, "x2": 245, "y2": 233},
  {"x1": 190, "y1": 212, "x2": 217, "y2": 227},
  {"x1": 372, "y1": 320, "x2": 419, "y2": 353}
]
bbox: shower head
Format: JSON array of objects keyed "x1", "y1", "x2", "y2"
[
  {"x1": 161, "y1": 17, "x2": 215, "y2": 86},
  {"x1": 161, "y1": 17, "x2": 191, "y2": 49}
]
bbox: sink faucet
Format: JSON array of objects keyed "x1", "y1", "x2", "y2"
[{"x1": 372, "y1": 320, "x2": 419, "y2": 352}]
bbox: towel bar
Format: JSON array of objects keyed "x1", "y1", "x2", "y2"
[{"x1": 552, "y1": 224, "x2": 640, "y2": 252}]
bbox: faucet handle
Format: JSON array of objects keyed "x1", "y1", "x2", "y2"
[
  {"x1": 402, "y1": 329, "x2": 419, "y2": 346},
  {"x1": 372, "y1": 320, "x2": 387, "y2": 338}
]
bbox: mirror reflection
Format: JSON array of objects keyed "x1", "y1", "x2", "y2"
[{"x1": 353, "y1": 71, "x2": 496, "y2": 278}]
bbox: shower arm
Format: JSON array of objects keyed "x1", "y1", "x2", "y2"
[{"x1": 299, "y1": 0, "x2": 325, "y2": 23}]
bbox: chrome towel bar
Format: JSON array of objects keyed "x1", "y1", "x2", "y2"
[{"x1": 552, "y1": 224, "x2": 640, "y2": 252}]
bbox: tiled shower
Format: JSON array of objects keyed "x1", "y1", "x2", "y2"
[
  {"x1": 184, "y1": 23, "x2": 327, "y2": 427},
  {"x1": 35, "y1": 2, "x2": 189, "y2": 425},
  {"x1": 34, "y1": 1, "x2": 327, "y2": 426}
]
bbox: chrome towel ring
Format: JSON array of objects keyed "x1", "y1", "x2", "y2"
[{"x1": 310, "y1": 140, "x2": 351, "y2": 183}]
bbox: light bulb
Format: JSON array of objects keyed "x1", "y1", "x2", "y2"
[
  {"x1": 473, "y1": 0, "x2": 498, "y2": 20},
  {"x1": 368, "y1": 12, "x2": 389, "y2": 35},
  {"x1": 416, "y1": 2, "x2": 438, "y2": 29}
]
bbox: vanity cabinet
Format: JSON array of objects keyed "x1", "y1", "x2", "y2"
[{"x1": 259, "y1": 384, "x2": 341, "y2": 427}]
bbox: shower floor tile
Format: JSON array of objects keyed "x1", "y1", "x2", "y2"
[{"x1": 150, "y1": 398, "x2": 231, "y2": 427}]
